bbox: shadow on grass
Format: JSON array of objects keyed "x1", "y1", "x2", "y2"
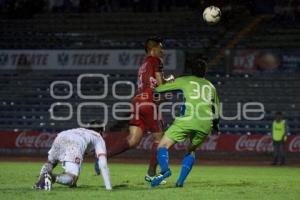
[
  {"x1": 0, "y1": 180, "x2": 253, "y2": 194},
  {"x1": 76, "y1": 180, "x2": 254, "y2": 191},
  {"x1": 112, "y1": 180, "x2": 254, "y2": 191},
  {"x1": 187, "y1": 180, "x2": 253, "y2": 187}
]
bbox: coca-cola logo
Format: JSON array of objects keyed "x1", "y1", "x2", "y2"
[
  {"x1": 256, "y1": 136, "x2": 273, "y2": 152},
  {"x1": 137, "y1": 134, "x2": 218, "y2": 151},
  {"x1": 174, "y1": 140, "x2": 189, "y2": 151},
  {"x1": 136, "y1": 133, "x2": 193, "y2": 151},
  {"x1": 198, "y1": 135, "x2": 219, "y2": 151},
  {"x1": 289, "y1": 136, "x2": 300, "y2": 152},
  {"x1": 235, "y1": 135, "x2": 273, "y2": 152},
  {"x1": 15, "y1": 132, "x2": 57, "y2": 148}
]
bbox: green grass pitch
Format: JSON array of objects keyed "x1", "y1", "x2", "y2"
[{"x1": 0, "y1": 162, "x2": 299, "y2": 200}]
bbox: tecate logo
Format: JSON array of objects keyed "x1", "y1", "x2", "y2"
[
  {"x1": 15, "y1": 132, "x2": 57, "y2": 148},
  {"x1": 289, "y1": 136, "x2": 300, "y2": 152},
  {"x1": 235, "y1": 135, "x2": 273, "y2": 152}
]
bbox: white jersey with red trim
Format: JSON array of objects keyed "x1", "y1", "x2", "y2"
[{"x1": 48, "y1": 128, "x2": 106, "y2": 163}]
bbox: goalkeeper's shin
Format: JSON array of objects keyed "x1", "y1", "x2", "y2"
[
  {"x1": 157, "y1": 147, "x2": 169, "y2": 173},
  {"x1": 176, "y1": 152, "x2": 195, "y2": 187}
]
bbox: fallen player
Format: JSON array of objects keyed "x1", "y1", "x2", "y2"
[{"x1": 33, "y1": 120, "x2": 112, "y2": 191}]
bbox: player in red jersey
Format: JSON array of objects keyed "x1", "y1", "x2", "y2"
[{"x1": 107, "y1": 37, "x2": 173, "y2": 182}]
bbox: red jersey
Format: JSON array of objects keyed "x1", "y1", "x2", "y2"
[
  {"x1": 136, "y1": 56, "x2": 163, "y2": 101},
  {"x1": 129, "y1": 56, "x2": 164, "y2": 132}
]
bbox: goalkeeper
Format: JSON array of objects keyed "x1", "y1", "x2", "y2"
[{"x1": 151, "y1": 59, "x2": 220, "y2": 187}]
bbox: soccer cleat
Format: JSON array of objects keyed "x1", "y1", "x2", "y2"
[
  {"x1": 144, "y1": 174, "x2": 167, "y2": 185},
  {"x1": 33, "y1": 176, "x2": 46, "y2": 190},
  {"x1": 175, "y1": 182, "x2": 183, "y2": 187},
  {"x1": 44, "y1": 173, "x2": 52, "y2": 191},
  {"x1": 33, "y1": 173, "x2": 52, "y2": 190},
  {"x1": 151, "y1": 169, "x2": 172, "y2": 187}
]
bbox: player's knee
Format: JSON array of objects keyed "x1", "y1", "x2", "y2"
[
  {"x1": 55, "y1": 173, "x2": 77, "y2": 186},
  {"x1": 158, "y1": 136, "x2": 175, "y2": 149},
  {"x1": 152, "y1": 132, "x2": 163, "y2": 143},
  {"x1": 158, "y1": 142, "x2": 171, "y2": 149},
  {"x1": 127, "y1": 131, "x2": 143, "y2": 147},
  {"x1": 127, "y1": 136, "x2": 140, "y2": 147}
]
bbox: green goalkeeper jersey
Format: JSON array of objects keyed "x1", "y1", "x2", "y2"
[{"x1": 155, "y1": 75, "x2": 220, "y2": 135}]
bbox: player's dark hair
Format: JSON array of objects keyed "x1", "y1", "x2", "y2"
[
  {"x1": 144, "y1": 37, "x2": 163, "y2": 53},
  {"x1": 87, "y1": 120, "x2": 105, "y2": 133},
  {"x1": 275, "y1": 111, "x2": 283, "y2": 116},
  {"x1": 191, "y1": 58, "x2": 208, "y2": 78}
]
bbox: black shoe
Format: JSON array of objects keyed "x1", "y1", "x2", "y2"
[
  {"x1": 33, "y1": 175, "x2": 46, "y2": 190},
  {"x1": 33, "y1": 173, "x2": 53, "y2": 190},
  {"x1": 175, "y1": 182, "x2": 183, "y2": 187}
]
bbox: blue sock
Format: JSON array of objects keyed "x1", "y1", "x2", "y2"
[
  {"x1": 176, "y1": 153, "x2": 195, "y2": 186},
  {"x1": 157, "y1": 147, "x2": 169, "y2": 173}
]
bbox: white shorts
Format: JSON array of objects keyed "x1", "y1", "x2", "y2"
[{"x1": 62, "y1": 161, "x2": 81, "y2": 177}]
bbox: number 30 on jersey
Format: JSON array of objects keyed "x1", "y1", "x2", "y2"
[{"x1": 189, "y1": 81, "x2": 212, "y2": 103}]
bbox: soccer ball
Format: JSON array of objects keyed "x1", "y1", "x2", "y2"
[{"x1": 203, "y1": 6, "x2": 221, "y2": 25}]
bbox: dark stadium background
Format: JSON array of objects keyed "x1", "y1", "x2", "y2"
[{"x1": 0, "y1": 0, "x2": 299, "y2": 164}]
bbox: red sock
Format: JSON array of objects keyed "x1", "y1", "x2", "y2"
[
  {"x1": 107, "y1": 138, "x2": 130, "y2": 158},
  {"x1": 147, "y1": 142, "x2": 159, "y2": 176}
]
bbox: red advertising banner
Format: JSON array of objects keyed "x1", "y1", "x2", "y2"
[
  {"x1": 232, "y1": 49, "x2": 258, "y2": 73},
  {"x1": 1, "y1": 131, "x2": 300, "y2": 153},
  {"x1": 0, "y1": 131, "x2": 57, "y2": 149},
  {"x1": 232, "y1": 49, "x2": 300, "y2": 73},
  {"x1": 137, "y1": 133, "x2": 300, "y2": 153}
]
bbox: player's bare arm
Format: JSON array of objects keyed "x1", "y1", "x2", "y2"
[
  {"x1": 97, "y1": 154, "x2": 112, "y2": 190},
  {"x1": 155, "y1": 72, "x2": 164, "y2": 85}
]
